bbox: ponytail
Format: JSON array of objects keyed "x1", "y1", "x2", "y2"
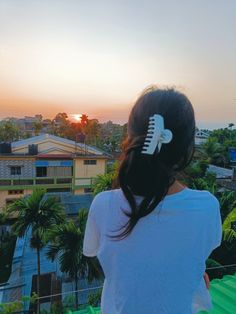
[{"x1": 114, "y1": 136, "x2": 174, "y2": 239}]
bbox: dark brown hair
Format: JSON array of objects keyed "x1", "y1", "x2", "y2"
[{"x1": 116, "y1": 86, "x2": 195, "y2": 239}]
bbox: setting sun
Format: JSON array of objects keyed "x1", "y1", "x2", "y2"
[{"x1": 72, "y1": 114, "x2": 82, "y2": 122}]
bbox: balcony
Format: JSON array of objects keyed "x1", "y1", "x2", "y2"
[{"x1": 0, "y1": 177, "x2": 94, "y2": 190}]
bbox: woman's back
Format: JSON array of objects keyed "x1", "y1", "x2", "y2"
[
  {"x1": 83, "y1": 87, "x2": 222, "y2": 313},
  {"x1": 83, "y1": 188, "x2": 222, "y2": 314}
]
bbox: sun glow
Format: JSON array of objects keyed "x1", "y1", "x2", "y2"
[{"x1": 71, "y1": 114, "x2": 82, "y2": 122}]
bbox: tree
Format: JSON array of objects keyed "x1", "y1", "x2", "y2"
[
  {"x1": 85, "y1": 119, "x2": 101, "y2": 146},
  {"x1": 7, "y1": 190, "x2": 65, "y2": 313},
  {"x1": 92, "y1": 173, "x2": 116, "y2": 196},
  {"x1": 33, "y1": 121, "x2": 43, "y2": 136},
  {"x1": 47, "y1": 209, "x2": 103, "y2": 309},
  {"x1": 0, "y1": 120, "x2": 21, "y2": 142},
  {"x1": 80, "y1": 114, "x2": 89, "y2": 129},
  {"x1": 202, "y1": 137, "x2": 224, "y2": 165}
]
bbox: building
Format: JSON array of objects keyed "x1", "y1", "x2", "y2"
[
  {"x1": 195, "y1": 130, "x2": 210, "y2": 146},
  {"x1": 0, "y1": 134, "x2": 108, "y2": 210}
]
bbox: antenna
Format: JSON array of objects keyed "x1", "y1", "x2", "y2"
[{"x1": 75, "y1": 133, "x2": 86, "y2": 155}]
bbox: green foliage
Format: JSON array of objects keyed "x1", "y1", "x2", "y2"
[
  {"x1": 7, "y1": 189, "x2": 66, "y2": 247},
  {"x1": 88, "y1": 289, "x2": 102, "y2": 307},
  {"x1": 92, "y1": 172, "x2": 116, "y2": 196},
  {"x1": 33, "y1": 121, "x2": 43, "y2": 136},
  {"x1": 47, "y1": 219, "x2": 82, "y2": 278},
  {"x1": 183, "y1": 160, "x2": 217, "y2": 194},
  {"x1": 6, "y1": 189, "x2": 66, "y2": 309},
  {"x1": 0, "y1": 120, "x2": 21, "y2": 142},
  {"x1": 47, "y1": 209, "x2": 103, "y2": 307},
  {"x1": 190, "y1": 172, "x2": 217, "y2": 194},
  {"x1": 205, "y1": 127, "x2": 236, "y2": 167},
  {"x1": 184, "y1": 160, "x2": 209, "y2": 179},
  {"x1": 202, "y1": 137, "x2": 224, "y2": 165},
  {"x1": 47, "y1": 210, "x2": 103, "y2": 280},
  {"x1": 0, "y1": 295, "x2": 35, "y2": 314},
  {"x1": 92, "y1": 161, "x2": 118, "y2": 196},
  {"x1": 0, "y1": 232, "x2": 16, "y2": 284},
  {"x1": 218, "y1": 191, "x2": 236, "y2": 220},
  {"x1": 222, "y1": 208, "x2": 236, "y2": 243},
  {"x1": 0, "y1": 212, "x2": 7, "y2": 225},
  {"x1": 85, "y1": 119, "x2": 101, "y2": 146},
  {"x1": 0, "y1": 300, "x2": 24, "y2": 314}
]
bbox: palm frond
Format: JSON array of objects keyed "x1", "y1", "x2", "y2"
[{"x1": 222, "y1": 207, "x2": 236, "y2": 243}]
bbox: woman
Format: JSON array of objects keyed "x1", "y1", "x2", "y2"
[{"x1": 83, "y1": 87, "x2": 222, "y2": 314}]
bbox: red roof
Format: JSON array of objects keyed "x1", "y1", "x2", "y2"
[{"x1": 37, "y1": 154, "x2": 73, "y2": 159}]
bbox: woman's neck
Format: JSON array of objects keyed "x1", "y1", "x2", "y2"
[{"x1": 167, "y1": 180, "x2": 186, "y2": 196}]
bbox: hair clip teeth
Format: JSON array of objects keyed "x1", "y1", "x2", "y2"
[{"x1": 141, "y1": 114, "x2": 173, "y2": 155}]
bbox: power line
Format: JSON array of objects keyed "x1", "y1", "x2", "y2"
[
  {"x1": 37, "y1": 285, "x2": 103, "y2": 300},
  {"x1": 206, "y1": 263, "x2": 236, "y2": 270}
]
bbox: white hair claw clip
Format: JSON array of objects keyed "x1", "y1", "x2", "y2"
[{"x1": 141, "y1": 114, "x2": 173, "y2": 155}]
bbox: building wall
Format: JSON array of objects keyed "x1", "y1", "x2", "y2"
[
  {"x1": 195, "y1": 137, "x2": 208, "y2": 146},
  {"x1": 0, "y1": 158, "x2": 35, "y2": 178},
  {"x1": 0, "y1": 189, "x2": 32, "y2": 212},
  {"x1": 46, "y1": 166, "x2": 72, "y2": 177},
  {"x1": 74, "y1": 158, "x2": 106, "y2": 178}
]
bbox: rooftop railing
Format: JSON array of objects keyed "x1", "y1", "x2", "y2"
[{"x1": 0, "y1": 177, "x2": 95, "y2": 190}]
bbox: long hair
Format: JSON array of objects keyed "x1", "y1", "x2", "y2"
[{"x1": 116, "y1": 87, "x2": 195, "y2": 239}]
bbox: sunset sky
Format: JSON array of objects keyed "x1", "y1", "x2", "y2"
[{"x1": 0, "y1": 0, "x2": 236, "y2": 128}]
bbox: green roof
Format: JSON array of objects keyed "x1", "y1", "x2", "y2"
[
  {"x1": 199, "y1": 273, "x2": 236, "y2": 314},
  {"x1": 69, "y1": 273, "x2": 236, "y2": 314}
]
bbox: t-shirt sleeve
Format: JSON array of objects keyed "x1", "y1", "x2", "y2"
[
  {"x1": 83, "y1": 193, "x2": 104, "y2": 257},
  {"x1": 211, "y1": 198, "x2": 222, "y2": 250},
  {"x1": 205, "y1": 196, "x2": 222, "y2": 257}
]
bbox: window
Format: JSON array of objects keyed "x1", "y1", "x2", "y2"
[
  {"x1": 84, "y1": 160, "x2": 97, "y2": 165},
  {"x1": 10, "y1": 166, "x2": 21, "y2": 175},
  {"x1": 36, "y1": 167, "x2": 47, "y2": 177},
  {"x1": 8, "y1": 190, "x2": 24, "y2": 195},
  {"x1": 84, "y1": 188, "x2": 92, "y2": 193}
]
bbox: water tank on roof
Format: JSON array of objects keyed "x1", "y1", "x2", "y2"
[
  {"x1": 0, "y1": 143, "x2": 12, "y2": 153},
  {"x1": 28, "y1": 144, "x2": 38, "y2": 155}
]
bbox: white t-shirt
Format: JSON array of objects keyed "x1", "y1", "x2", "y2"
[{"x1": 83, "y1": 188, "x2": 222, "y2": 314}]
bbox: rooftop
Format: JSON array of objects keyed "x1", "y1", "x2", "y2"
[
  {"x1": 199, "y1": 272, "x2": 236, "y2": 314},
  {"x1": 67, "y1": 272, "x2": 236, "y2": 314}
]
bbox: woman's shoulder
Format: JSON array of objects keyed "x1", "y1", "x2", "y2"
[
  {"x1": 92, "y1": 189, "x2": 120, "y2": 203},
  {"x1": 184, "y1": 188, "x2": 220, "y2": 215},
  {"x1": 187, "y1": 188, "x2": 219, "y2": 203},
  {"x1": 89, "y1": 189, "x2": 121, "y2": 215}
]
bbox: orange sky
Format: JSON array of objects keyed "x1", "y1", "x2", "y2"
[{"x1": 0, "y1": 0, "x2": 236, "y2": 128}]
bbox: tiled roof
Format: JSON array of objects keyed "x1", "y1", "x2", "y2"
[
  {"x1": 207, "y1": 165, "x2": 232, "y2": 179},
  {"x1": 199, "y1": 273, "x2": 236, "y2": 314},
  {"x1": 11, "y1": 134, "x2": 105, "y2": 156}
]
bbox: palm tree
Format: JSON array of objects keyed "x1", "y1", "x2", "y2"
[
  {"x1": 222, "y1": 207, "x2": 236, "y2": 243},
  {"x1": 92, "y1": 173, "x2": 115, "y2": 196},
  {"x1": 47, "y1": 209, "x2": 103, "y2": 309},
  {"x1": 92, "y1": 163, "x2": 118, "y2": 196},
  {"x1": 7, "y1": 189, "x2": 66, "y2": 313},
  {"x1": 202, "y1": 137, "x2": 223, "y2": 165},
  {"x1": 228, "y1": 123, "x2": 234, "y2": 129},
  {"x1": 80, "y1": 114, "x2": 89, "y2": 129}
]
